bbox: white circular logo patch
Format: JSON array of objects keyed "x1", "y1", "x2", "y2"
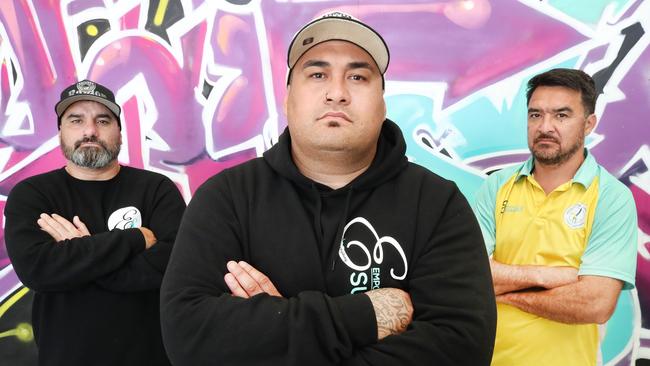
[
  {"x1": 564, "y1": 203, "x2": 587, "y2": 229},
  {"x1": 107, "y1": 206, "x2": 142, "y2": 230}
]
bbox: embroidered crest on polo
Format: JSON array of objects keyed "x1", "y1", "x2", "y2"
[
  {"x1": 564, "y1": 203, "x2": 587, "y2": 229},
  {"x1": 107, "y1": 206, "x2": 142, "y2": 230}
]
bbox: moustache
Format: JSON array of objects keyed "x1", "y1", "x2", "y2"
[
  {"x1": 74, "y1": 136, "x2": 106, "y2": 149},
  {"x1": 534, "y1": 134, "x2": 559, "y2": 145}
]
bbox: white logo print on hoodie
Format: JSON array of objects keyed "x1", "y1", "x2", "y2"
[{"x1": 338, "y1": 216, "x2": 408, "y2": 287}]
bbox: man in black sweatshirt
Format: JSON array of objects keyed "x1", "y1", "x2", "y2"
[
  {"x1": 4, "y1": 80, "x2": 186, "y2": 366},
  {"x1": 161, "y1": 12, "x2": 496, "y2": 365}
]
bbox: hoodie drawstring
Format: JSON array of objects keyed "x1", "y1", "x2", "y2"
[
  {"x1": 311, "y1": 183, "x2": 324, "y2": 250},
  {"x1": 331, "y1": 187, "x2": 354, "y2": 271}
]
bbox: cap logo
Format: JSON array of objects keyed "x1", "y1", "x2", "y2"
[
  {"x1": 76, "y1": 80, "x2": 96, "y2": 93},
  {"x1": 67, "y1": 80, "x2": 107, "y2": 98},
  {"x1": 302, "y1": 37, "x2": 314, "y2": 46},
  {"x1": 323, "y1": 11, "x2": 352, "y2": 19}
]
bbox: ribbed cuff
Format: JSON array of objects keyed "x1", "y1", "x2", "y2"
[
  {"x1": 332, "y1": 293, "x2": 377, "y2": 348},
  {"x1": 124, "y1": 228, "x2": 147, "y2": 254}
]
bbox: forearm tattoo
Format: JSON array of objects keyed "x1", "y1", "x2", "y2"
[{"x1": 370, "y1": 288, "x2": 411, "y2": 337}]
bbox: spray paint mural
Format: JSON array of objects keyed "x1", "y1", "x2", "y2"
[{"x1": 0, "y1": 0, "x2": 648, "y2": 364}]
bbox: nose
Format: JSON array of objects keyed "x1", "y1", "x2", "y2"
[
  {"x1": 325, "y1": 76, "x2": 350, "y2": 105},
  {"x1": 82, "y1": 120, "x2": 98, "y2": 137},
  {"x1": 538, "y1": 114, "x2": 555, "y2": 133}
]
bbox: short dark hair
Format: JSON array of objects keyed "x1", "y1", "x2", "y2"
[{"x1": 526, "y1": 68, "x2": 597, "y2": 115}]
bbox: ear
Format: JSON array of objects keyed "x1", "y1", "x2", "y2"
[{"x1": 584, "y1": 113, "x2": 597, "y2": 136}]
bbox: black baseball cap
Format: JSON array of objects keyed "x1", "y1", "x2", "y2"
[{"x1": 55, "y1": 80, "x2": 121, "y2": 129}]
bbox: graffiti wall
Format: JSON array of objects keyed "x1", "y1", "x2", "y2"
[{"x1": 0, "y1": 0, "x2": 648, "y2": 364}]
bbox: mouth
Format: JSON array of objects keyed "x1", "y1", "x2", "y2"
[
  {"x1": 534, "y1": 137, "x2": 559, "y2": 145},
  {"x1": 318, "y1": 112, "x2": 352, "y2": 123},
  {"x1": 75, "y1": 138, "x2": 105, "y2": 150}
]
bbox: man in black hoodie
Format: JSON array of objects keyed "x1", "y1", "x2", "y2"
[{"x1": 161, "y1": 12, "x2": 496, "y2": 366}]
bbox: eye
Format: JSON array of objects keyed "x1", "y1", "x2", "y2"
[
  {"x1": 556, "y1": 113, "x2": 568, "y2": 119},
  {"x1": 528, "y1": 113, "x2": 541, "y2": 119},
  {"x1": 309, "y1": 72, "x2": 325, "y2": 79},
  {"x1": 97, "y1": 119, "x2": 111, "y2": 125},
  {"x1": 349, "y1": 74, "x2": 366, "y2": 81}
]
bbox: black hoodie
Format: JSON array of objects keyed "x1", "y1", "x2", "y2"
[{"x1": 161, "y1": 119, "x2": 496, "y2": 365}]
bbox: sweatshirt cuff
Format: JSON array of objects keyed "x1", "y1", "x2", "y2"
[
  {"x1": 123, "y1": 228, "x2": 147, "y2": 254},
  {"x1": 332, "y1": 293, "x2": 377, "y2": 348}
]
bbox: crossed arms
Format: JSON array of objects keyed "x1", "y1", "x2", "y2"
[
  {"x1": 37, "y1": 213, "x2": 157, "y2": 248},
  {"x1": 224, "y1": 260, "x2": 413, "y2": 340},
  {"x1": 490, "y1": 259, "x2": 623, "y2": 324},
  {"x1": 5, "y1": 177, "x2": 185, "y2": 292}
]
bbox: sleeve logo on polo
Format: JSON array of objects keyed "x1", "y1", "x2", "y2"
[
  {"x1": 564, "y1": 203, "x2": 587, "y2": 229},
  {"x1": 107, "y1": 206, "x2": 142, "y2": 230}
]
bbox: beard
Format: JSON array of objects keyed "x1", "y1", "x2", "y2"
[
  {"x1": 61, "y1": 135, "x2": 121, "y2": 169},
  {"x1": 531, "y1": 132, "x2": 583, "y2": 166}
]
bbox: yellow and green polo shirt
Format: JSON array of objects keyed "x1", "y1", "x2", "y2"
[{"x1": 472, "y1": 150, "x2": 637, "y2": 366}]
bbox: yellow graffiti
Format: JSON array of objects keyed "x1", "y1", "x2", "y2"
[
  {"x1": 0, "y1": 323, "x2": 33, "y2": 343},
  {"x1": 86, "y1": 24, "x2": 98, "y2": 37},
  {"x1": 0, "y1": 287, "x2": 28, "y2": 318},
  {"x1": 153, "y1": 0, "x2": 169, "y2": 26},
  {"x1": 0, "y1": 287, "x2": 34, "y2": 342}
]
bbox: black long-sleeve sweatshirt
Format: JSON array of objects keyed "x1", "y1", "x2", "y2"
[
  {"x1": 161, "y1": 120, "x2": 496, "y2": 365},
  {"x1": 4, "y1": 166, "x2": 186, "y2": 366}
]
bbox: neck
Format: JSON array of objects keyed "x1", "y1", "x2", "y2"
[
  {"x1": 533, "y1": 150, "x2": 585, "y2": 194},
  {"x1": 292, "y1": 146, "x2": 376, "y2": 190},
  {"x1": 65, "y1": 160, "x2": 121, "y2": 181}
]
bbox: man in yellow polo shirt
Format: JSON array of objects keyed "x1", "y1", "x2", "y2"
[{"x1": 473, "y1": 68, "x2": 637, "y2": 366}]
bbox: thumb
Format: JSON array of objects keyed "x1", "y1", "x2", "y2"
[{"x1": 73, "y1": 216, "x2": 91, "y2": 235}]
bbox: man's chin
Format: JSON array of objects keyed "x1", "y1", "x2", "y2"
[
  {"x1": 532, "y1": 149, "x2": 561, "y2": 164},
  {"x1": 72, "y1": 159, "x2": 116, "y2": 170}
]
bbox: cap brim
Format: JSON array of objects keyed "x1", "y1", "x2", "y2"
[
  {"x1": 55, "y1": 95, "x2": 121, "y2": 119},
  {"x1": 288, "y1": 17, "x2": 389, "y2": 74}
]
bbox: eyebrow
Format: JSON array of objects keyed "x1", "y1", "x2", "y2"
[
  {"x1": 552, "y1": 107, "x2": 573, "y2": 113},
  {"x1": 64, "y1": 113, "x2": 83, "y2": 119},
  {"x1": 302, "y1": 60, "x2": 375, "y2": 72},
  {"x1": 347, "y1": 61, "x2": 373, "y2": 71},
  {"x1": 302, "y1": 60, "x2": 330, "y2": 69},
  {"x1": 64, "y1": 113, "x2": 114, "y2": 120}
]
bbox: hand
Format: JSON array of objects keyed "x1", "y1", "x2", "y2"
[
  {"x1": 365, "y1": 287, "x2": 413, "y2": 340},
  {"x1": 224, "y1": 260, "x2": 282, "y2": 298},
  {"x1": 538, "y1": 266, "x2": 579, "y2": 289},
  {"x1": 138, "y1": 227, "x2": 157, "y2": 249},
  {"x1": 37, "y1": 213, "x2": 90, "y2": 242}
]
